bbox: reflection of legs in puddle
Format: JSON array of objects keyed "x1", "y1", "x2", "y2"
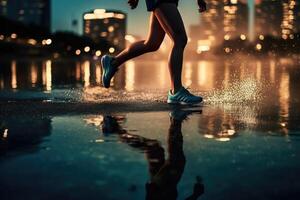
[{"x1": 102, "y1": 109, "x2": 204, "y2": 200}]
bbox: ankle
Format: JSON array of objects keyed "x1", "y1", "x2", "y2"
[{"x1": 172, "y1": 86, "x2": 183, "y2": 94}]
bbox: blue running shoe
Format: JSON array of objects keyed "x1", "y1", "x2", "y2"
[
  {"x1": 101, "y1": 55, "x2": 117, "y2": 88},
  {"x1": 167, "y1": 87, "x2": 203, "y2": 105}
]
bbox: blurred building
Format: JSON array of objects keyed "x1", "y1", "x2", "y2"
[
  {"x1": 255, "y1": 0, "x2": 282, "y2": 38},
  {"x1": 189, "y1": 0, "x2": 223, "y2": 53},
  {"x1": 223, "y1": 0, "x2": 248, "y2": 39},
  {"x1": 189, "y1": 0, "x2": 248, "y2": 54},
  {"x1": 296, "y1": 1, "x2": 300, "y2": 33},
  {"x1": 0, "y1": 0, "x2": 7, "y2": 16},
  {"x1": 0, "y1": 0, "x2": 51, "y2": 31},
  {"x1": 281, "y1": 0, "x2": 297, "y2": 39},
  {"x1": 83, "y1": 9, "x2": 127, "y2": 51}
]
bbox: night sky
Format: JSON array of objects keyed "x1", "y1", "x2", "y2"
[{"x1": 52, "y1": 0, "x2": 255, "y2": 37}]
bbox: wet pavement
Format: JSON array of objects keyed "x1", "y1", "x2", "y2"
[{"x1": 0, "y1": 57, "x2": 300, "y2": 200}]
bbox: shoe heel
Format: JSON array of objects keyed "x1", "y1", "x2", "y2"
[{"x1": 167, "y1": 99, "x2": 179, "y2": 104}]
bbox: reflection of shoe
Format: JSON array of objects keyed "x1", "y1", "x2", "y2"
[
  {"x1": 101, "y1": 55, "x2": 117, "y2": 88},
  {"x1": 167, "y1": 87, "x2": 203, "y2": 105},
  {"x1": 102, "y1": 116, "x2": 121, "y2": 135},
  {"x1": 169, "y1": 108, "x2": 201, "y2": 121}
]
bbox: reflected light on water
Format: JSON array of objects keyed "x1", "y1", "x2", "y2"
[
  {"x1": 95, "y1": 139, "x2": 104, "y2": 143},
  {"x1": 45, "y1": 60, "x2": 52, "y2": 91},
  {"x1": 2, "y1": 129, "x2": 8, "y2": 139},
  {"x1": 223, "y1": 62, "x2": 230, "y2": 88},
  {"x1": 184, "y1": 62, "x2": 192, "y2": 86},
  {"x1": 95, "y1": 64, "x2": 101, "y2": 84},
  {"x1": 256, "y1": 61, "x2": 262, "y2": 82},
  {"x1": 84, "y1": 115, "x2": 104, "y2": 127},
  {"x1": 83, "y1": 61, "x2": 90, "y2": 87},
  {"x1": 269, "y1": 60, "x2": 276, "y2": 83},
  {"x1": 11, "y1": 60, "x2": 17, "y2": 89},
  {"x1": 240, "y1": 62, "x2": 246, "y2": 80},
  {"x1": 76, "y1": 62, "x2": 81, "y2": 81},
  {"x1": 31, "y1": 63, "x2": 38, "y2": 86},
  {"x1": 42, "y1": 60, "x2": 52, "y2": 91},
  {"x1": 197, "y1": 61, "x2": 214, "y2": 90},
  {"x1": 279, "y1": 71, "x2": 290, "y2": 117},
  {"x1": 279, "y1": 70, "x2": 290, "y2": 134},
  {"x1": 125, "y1": 61, "x2": 135, "y2": 91}
]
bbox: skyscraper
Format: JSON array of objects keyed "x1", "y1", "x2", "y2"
[
  {"x1": 281, "y1": 0, "x2": 297, "y2": 39},
  {"x1": 223, "y1": 0, "x2": 248, "y2": 39},
  {"x1": 189, "y1": 0, "x2": 223, "y2": 52},
  {"x1": 295, "y1": 1, "x2": 300, "y2": 33},
  {"x1": 83, "y1": 9, "x2": 127, "y2": 51},
  {"x1": 189, "y1": 0, "x2": 248, "y2": 53},
  {"x1": 0, "y1": 0, "x2": 8, "y2": 16},
  {"x1": 0, "y1": 0, "x2": 51, "y2": 31}
]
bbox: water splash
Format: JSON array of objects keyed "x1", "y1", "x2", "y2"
[{"x1": 205, "y1": 78, "x2": 263, "y2": 105}]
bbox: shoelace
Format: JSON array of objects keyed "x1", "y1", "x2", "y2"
[{"x1": 182, "y1": 87, "x2": 194, "y2": 97}]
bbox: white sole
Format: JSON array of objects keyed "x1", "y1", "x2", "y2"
[
  {"x1": 101, "y1": 56, "x2": 110, "y2": 88},
  {"x1": 167, "y1": 99, "x2": 203, "y2": 105}
]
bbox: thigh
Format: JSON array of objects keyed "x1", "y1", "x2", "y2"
[
  {"x1": 145, "y1": 12, "x2": 166, "y2": 45},
  {"x1": 153, "y1": 3, "x2": 187, "y2": 41}
]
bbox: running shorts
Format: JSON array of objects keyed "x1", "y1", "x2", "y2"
[{"x1": 146, "y1": 0, "x2": 179, "y2": 11}]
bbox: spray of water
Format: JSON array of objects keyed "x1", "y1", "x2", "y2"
[{"x1": 205, "y1": 78, "x2": 263, "y2": 105}]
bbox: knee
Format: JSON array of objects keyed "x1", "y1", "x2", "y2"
[
  {"x1": 144, "y1": 41, "x2": 161, "y2": 52},
  {"x1": 173, "y1": 34, "x2": 188, "y2": 48}
]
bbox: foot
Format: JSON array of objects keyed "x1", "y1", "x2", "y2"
[
  {"x1": 101, "y1": 55, "x2": 118, "y2": 88},
  {"x1": 167, "y1": 87, "x2": 203, "y2": 105}
]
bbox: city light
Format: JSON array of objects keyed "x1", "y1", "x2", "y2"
[
  {"x1": 108, "y1": 26, "x2": 114, "y2": 32},
  {"x1": 109, "y1": 47, "x2": 115, "y2": 54},
  {"x1": 45, "y1": 39, "x2": 52, "y2": 45},
  {"x1": 240, "y1": 34, "x2": 247, "y2": 40},
  {"x1": 224, "y1": 34, "x2": 230, "y2": 41},
  {"x1": 95, "y1": 50, "x2": 102, "y2": 57},
  {"x1": 45, "y1": 60, "x2": 52, "y2": 91},
  {"x1": 2, "y1": 129, "x2": 8, "y2": 139},
  {"x1": 224, "y1": 47, "x2": 231, "y2": 53},
  {"x1": 259, "y1": 35, "x2": 265, "y2": 40},
  {"x1": 11, "y1": 60, "x2": 17, "y2": 89},
  {"x1": 282, "y1": 34, "x2": 288, "y2": 40},
  {"x1": 197, "y1": 40, "x2": 211, "y2": 54},
  {"x1": 42, "y1": 39, "x2": 52, "y2": 45},
  {"x1": 256, "y1": 43, "x2": 262, "y2": 51},
  {"x1": 0, "y1": 35, "x2": 4, "y2": 40},
  {"x1": 84, "y1": 46, "x2": 90, "y2": 52},
  {"x1": 197, "y1": 45, "x2": 210, "y2": 54},
  {"x1": 11, "y1": 33, "x2": 17, "y2": 39},
  {"x1": 28, "y1": 39, "x2": 37, "y2": 45},
  {"x1": 84, "y1": 9, "x2": 125, "y2": 20},
  {"x1": 84, "y1": 9, "x2": 126, "y2": 50},
  {"x1": 75, "y1": 49, "x2": 81, "y2": 55},
  {"x1": 281, "y1": 0, "x2": 296, "y2": 39}
]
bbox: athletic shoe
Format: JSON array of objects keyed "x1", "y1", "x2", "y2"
[
  {"x1": 101, "y1": 55, "x2": 117, "y2": 88},
  {"x1": 167, "y1": 87, "x2": 203, "y2": 105}
]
